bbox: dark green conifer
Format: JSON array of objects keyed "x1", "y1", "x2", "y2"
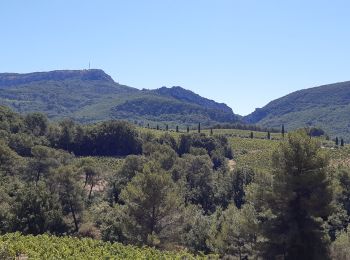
[{"x1": 263, "y1": 130, "x2": 333, "y2": 259}]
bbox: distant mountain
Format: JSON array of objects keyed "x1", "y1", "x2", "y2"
[
  {"x1": 0, "y1": 69, "x2": 240, "y2": 126},
  {"x1": 152, "y1": 86, "x2": 233, "y2": 114},
  {"x1": 244, "y1": 81, "x2": 350, "y2": 140}
]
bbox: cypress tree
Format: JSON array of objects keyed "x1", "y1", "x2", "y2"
[
  {"x1": 147, "y1": 123, "x2": 149, "y2": 129},
  {"x1": 335, "y1": 137, "x2": 339, "y2": 146},
  {"x1": 281, "y1": 124, "x2": 285, "y2": 138},
  {"x1": 341, "y1": 138, "x2": 344, "y2": 147},
  {"x1": 250, "y1": 131, "x2": 253, "y2": 139},
  {"x1": 210, "y1": 128, "x2": 213, "y2": 135},
  {"x1": 267, "y1": 131, "x2": 271, "y2": 140},
  {"x1": 187, "y1": 126, "x2": 190, "y2": 133},
  {"x1": 166, "y1": 124, "x2": 169, "y2": 131},
  {"x1": 198, "y1": 123, "x2": 201, "y2": 133},
  {"x1": 176, "y1": 126, "x2": 179, "y2": 133}
]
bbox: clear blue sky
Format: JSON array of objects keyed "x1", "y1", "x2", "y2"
[{"x1": 1, "y1": 0, "x2": 350, "y2": 115}]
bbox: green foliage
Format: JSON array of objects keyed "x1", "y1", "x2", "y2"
[
  {"x1": 331, "y1": 226, "x2": 350, "y2": 260},
  {"x1": 245, "y1": 80, "x2": 350, "y2": 141},
  {"x1": 2, "y1": 105, "x2": 350, "y2": 258},
  {"x1": 174, "y1": 154, "x2": 215, "y2": 213},
  {"x1": 120, "y1": 162, "x2": 184, "y2": 247},
  {"x1": 0, "y1": 233, "x2": 200, "y2": 259},
  {"x1": 208, "y1": 204, "x2": 258, "y2": 258},
  {"x1": 263, "y1": 130, "x2": 333, "y2": 259},
  {"x1": 0, "y1": 70, "x2": 239, "y2": 126},
  {"x1": 49, "y1": 119, "x2": 143, "y2": 156},
  {"x1": 11, "y1": 182, "x2": 66, "y2": 235}
]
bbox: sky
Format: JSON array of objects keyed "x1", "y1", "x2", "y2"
[{"x1": 1, "y1": 1, "x2": 350, "y2": 115}]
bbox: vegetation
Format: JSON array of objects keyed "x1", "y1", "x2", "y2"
[
  {"x1": 0, "y1": 233, "x2": 200, "y2": 259},
  {"x1": 244, "y1": 80, "x2": 350, "y2": 141},
  {"x1": 0, "y1": 70, "x2": 239, "y2": 126},
  {"x1": 1, "y1": 105, "x2": 350, "y2": 258}
]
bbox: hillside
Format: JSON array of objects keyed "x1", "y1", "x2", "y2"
[
  {"x1": 0, "y1": 69, "x2": 239, "y2": 126},
  {"x1": 244, "y1": 81, "x2": 350, "y2": 140}
]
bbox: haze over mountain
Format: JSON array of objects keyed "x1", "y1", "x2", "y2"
[
  {"x1": 244, "y1": 81, "x2": 350, "y2": 140},
  {"x1": 0, "y1": 69, "x2": 239, "y2": 126}
]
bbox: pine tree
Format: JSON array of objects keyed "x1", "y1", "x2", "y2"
[
  {"x1": 341, "y1": 138, "x2": 344, "y2": 147},
  {"x1": 267, "y1": 131, "x2": 271, "y2": 140},
  {"x1": 176, "y1": 126, "x2": 179, "y2": 132},
  {"x1": 263, "y1": 130, "x2": 333, "y2": 259},
  {"x1": 187, "y1": 126, "x2": 190, "y2": 133},
  {"x1": 166, "y1": 124, "x2": 169, "y2": 131},
  {"x1": 335, "y1": 137, "x2": 339, "y2": 146},
  {"x1": 198, "y1": 123, "x2": 201, "y2": 133},
  {"x1": 281, "y1": 124, "x2": 285, "y2": 138},
  {"x1": 121, "y1": 162, "x2": 184, "y2": 246}
]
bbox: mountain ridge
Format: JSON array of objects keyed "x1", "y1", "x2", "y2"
[
  {"x1": 244, "y1": 80, "x2": 350, "y2": 140},
  {"x1": 0, "y1": 69, "x2": 239, "y2": 126}
]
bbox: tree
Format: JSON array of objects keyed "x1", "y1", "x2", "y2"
[
  {"x1": 208, "y1": 204, "x2": 258, "y2": 259},
  {"x1": 281, "y1": 124, "x2": 285, "y2": 138},
  {"x1": 24, "y1": 113, "x2": 48, "y2": 136},
  {"x1": 336, "y1": 137, "x2": 339, "y2": 146},
  {"x1": 28, "y1": 145, "x2": 70, "y2": 183},
  {"x1": 182, "y1": 205, "x2": 211, "y2": 253},
  {"x1": 108, "y1": 155, "x2": 146, "y2": 204},
  {"x1": 198, "y1": 123, "x2": 201, "y2": 133},
  {"x1": 50, "y1": 166, "x2": 85, "y2": 232},
  {"x1": 79, "y1": 158, "x2": 101, "y2": 200},
  {"x1": 92, "y1": 121, "x2": 142, "y2": 156},
  {"x1": 165, "y1": 124, "x2": 169, "y2": 131},
  {"x1": 267, "y1": 131, "x2": 271, "y2": 140},
  {"x1": 341, "y1": 138, "x2": 344, "y2": 147},
  {"x1": 157, "y1": 125, "x2": 159, "y2": 130},
  {"x1": 174, "y1": 154, "x2": 215, "y2": 213},
  {"x1": 187, "y1": 126, "x2": 190, "y2": 133},
  {"x1": 250, "y1": 132, "x2": 253, "y2": 139},
  {"x1": 263, "y1": 130, "x2": 333, "y2": 259},
  {"x1": 120, "y1": 162, "x2": 184, "y2": 247},
  {"x1": 58, "y1": 119, "x2": 76, "y2": 151},
  {"x1": 210, "y1": 128, "x2": 213, "y2": 135},
  {"x1": 11, "y1": 183, "x2": 66, "y2": 235},
  {"x1": 176, "y1": 125, "x2": 179, "y2": 133},
  {"x1": 0, "y1": 141, "x2": 22, "y2": 175}
]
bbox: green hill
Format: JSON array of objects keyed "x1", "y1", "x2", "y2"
[
  {"x1": 244, "y1": 81, "x2": 350, "y2": 140},
  {"x1": 0, "y1": 70, "x2": 239, "y2": 126}
]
